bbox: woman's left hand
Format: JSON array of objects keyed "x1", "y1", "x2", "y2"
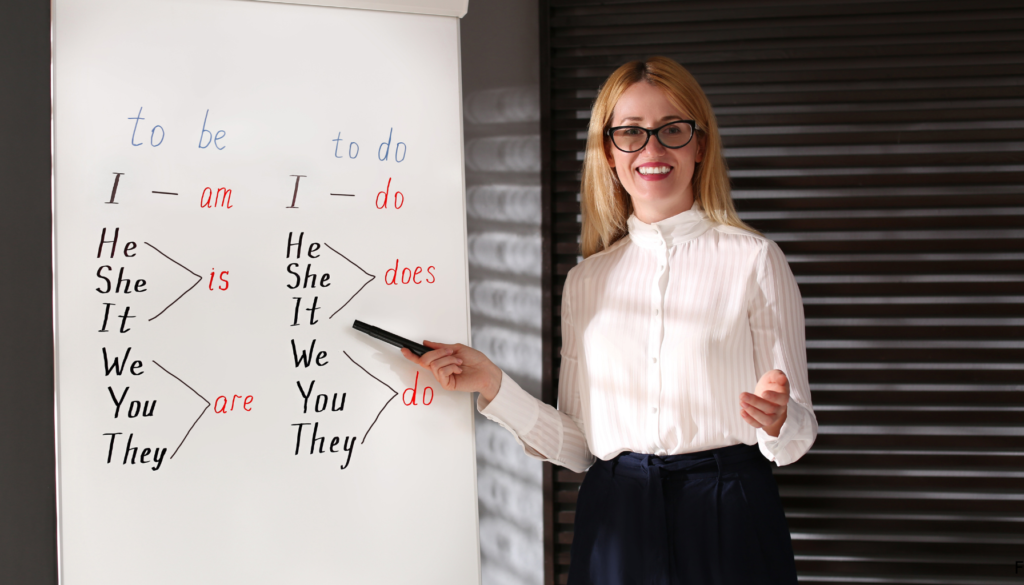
[{"x1": 740, "y1": 369, "x2": 789, "y2": 437}]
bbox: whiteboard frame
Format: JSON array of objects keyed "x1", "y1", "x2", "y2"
[
  {"x1": 50, "y1": 2, "x2": 479, "y2": 584},
  {"x1": 246, "y1": 0, "x2": 468, "y2": 18},
  {"x1": 454, "y1": 18, "x2": 482, "y2": 585}
]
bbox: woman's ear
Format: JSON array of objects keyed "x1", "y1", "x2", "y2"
[{"x1": 695, "y1": 135, "x2": 707, "y2": 163}]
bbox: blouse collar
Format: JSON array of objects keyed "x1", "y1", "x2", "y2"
[{"x1": 627, "y1": 203, "x2": 714, "y2": 249}]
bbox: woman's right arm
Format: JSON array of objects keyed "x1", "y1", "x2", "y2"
[{"x1": 403, "y1": 287, "x2": 595, "y2": 473}]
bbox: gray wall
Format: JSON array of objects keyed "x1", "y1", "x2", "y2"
[
  {"x1": 0, "y1": 1, "x2": 59, "y2": 584},
  {"x1": 461, "y1": 2, "x2": 544, "y2": 585}
]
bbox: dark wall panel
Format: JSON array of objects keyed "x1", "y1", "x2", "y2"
[
  {"x1": 0, "y1": 1, "x2": 59, "y2": 584},
  {"x1": 539, "y1": 2, "x2": 1024, "y2": 584}
]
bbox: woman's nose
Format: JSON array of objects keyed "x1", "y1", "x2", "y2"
[{"x1": 642, "y1": 137, "x2": 667, "y2": 155}]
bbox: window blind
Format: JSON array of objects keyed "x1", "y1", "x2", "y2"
[{"x1": 539, "y1": 2, "x2": 1024, "y2": 583}]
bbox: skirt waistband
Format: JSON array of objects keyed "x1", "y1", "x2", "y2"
[{"x1": 606, "y1": 443, "x2": 765, "y2": 480}]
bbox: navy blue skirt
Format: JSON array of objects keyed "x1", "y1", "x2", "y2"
[{"x1": 568, "y1": 443, "x2": 797, "y2": 585}]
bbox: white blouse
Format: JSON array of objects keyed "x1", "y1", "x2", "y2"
[{"x1": 478, "y1": 205, "x2": 817, "y2": 473}]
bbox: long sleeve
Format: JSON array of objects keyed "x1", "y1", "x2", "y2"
[
  {"x1": 477, "y1": 281, "x2": 595, "y2": 473},
  {"x1": 748, "y1": 240, "x2": 818, "y2": 466},
  {"x1": 481, "y1": 214, "x2": 818, "y2": 466}
]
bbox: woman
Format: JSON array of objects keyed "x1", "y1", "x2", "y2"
[{"x1": 403, "y1": 56, "x2": 816, "y2": 585}]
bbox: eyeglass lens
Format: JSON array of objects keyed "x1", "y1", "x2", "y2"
[{"x1": 610, "y1": 121, "x2": 692, "y2": 152}]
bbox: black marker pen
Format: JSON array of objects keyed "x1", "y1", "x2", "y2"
[{"x1": 352, "y1": 320, "x2": 431, "y2": 356}]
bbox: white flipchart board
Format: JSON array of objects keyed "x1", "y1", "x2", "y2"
[{"x1": 52, "y1": 0, "x2": 478, "y2": 583}]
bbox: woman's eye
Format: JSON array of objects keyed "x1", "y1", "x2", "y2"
[
  {"x1": 662, "y1": 126, "x2": 682, "y2": 135},
  {"x1": 622, "y1": 128, "x2": 644, "y2": 136}
]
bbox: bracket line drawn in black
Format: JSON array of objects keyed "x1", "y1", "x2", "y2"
[
  {"x1": 144, "y1": 242, "x2": 203, "y2": 321},
  {"x1": 330, "y1": 193, "x2": 355, "y2": 197},
  {"x1": 344, "y1": 351, "x2": 397, "y2": 445},
  {"x1": 152, "y1": 190, "x2": 178, "y2": 196},
  {"x1": 324, "y1": 243, "x2": 376, "y2": 319},
  {"x1": 152, "y1": 360, "x2": 210, "y2": 459}
]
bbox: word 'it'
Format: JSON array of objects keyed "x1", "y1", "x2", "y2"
[{"x1": 99, "y1": 303, "x2": 137, "y2": 334}]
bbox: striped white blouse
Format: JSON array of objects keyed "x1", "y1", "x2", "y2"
[{"x1": 478, "y1": 205, "x2": 817, "y2": 473}]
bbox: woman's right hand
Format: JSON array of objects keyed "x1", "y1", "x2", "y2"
[{"x1": 401, "y1": 341, "x2": 502, "y2": 402}]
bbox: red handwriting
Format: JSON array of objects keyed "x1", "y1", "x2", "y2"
[
  {"x1": 214, "y1": 394, "x2": 253, "y2": 413},
  {"x1": 208, "y1": 269, "x2": 229, "y2": 291},
  {"x1": 200, "y1": 187, "x2": 233, "y2": 209},
  {"x1": 375, "y1": 177, "x2": 404, "y2": 209},
  {"x1": 403, "y1": 371, "x2": 433, "y2": 406},
  {"x1": 385, "y1": 260, "x2": 435, "y2": 285}
]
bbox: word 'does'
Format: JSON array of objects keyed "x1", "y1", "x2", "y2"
[{"x1": 385, "y1": 260, "x2": 435, "y2": 285}]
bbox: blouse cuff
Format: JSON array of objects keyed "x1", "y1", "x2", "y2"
[
  {"x1": 756, "y1": 399, "x2": 816, "y2": 466},
  {"x1": 477, "y1": 370, "x2": 540, "y2": 437}
]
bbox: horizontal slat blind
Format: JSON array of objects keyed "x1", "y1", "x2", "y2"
[{"x1": 539, "y1": 1, "x2": 1024, "y2": 584}]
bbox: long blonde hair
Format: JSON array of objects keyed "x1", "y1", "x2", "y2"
[{"x1": 579, "y1": 56, "x2": 756, "y2": 258}]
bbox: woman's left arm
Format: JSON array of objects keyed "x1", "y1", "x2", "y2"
[{"x1": 742, "y1": 240, "x2": 818, "y2": 466}]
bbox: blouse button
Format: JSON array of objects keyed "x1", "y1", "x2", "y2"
[
  {"x1": 651, "y1": 357, "x2": 658, "y2": 363},
  {"x1": 651, "y1": 406, "x2": 659, "y2": 414},
  {"x1": 654, "y1": 308, "x2": 660, "y2": 316}
]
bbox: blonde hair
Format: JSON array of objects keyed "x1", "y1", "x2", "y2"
[{"x1": 579, "y1": 56, "x2": 757, "y2": 258}]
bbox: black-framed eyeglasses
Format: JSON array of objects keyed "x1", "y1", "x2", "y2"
[{"x1": 605, "y1": 120, "x2": 697, "y2": 153}]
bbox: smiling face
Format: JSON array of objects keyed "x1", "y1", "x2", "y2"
[{"x1": 606, "y1": 81, "x2": 705, "y2": 223}]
